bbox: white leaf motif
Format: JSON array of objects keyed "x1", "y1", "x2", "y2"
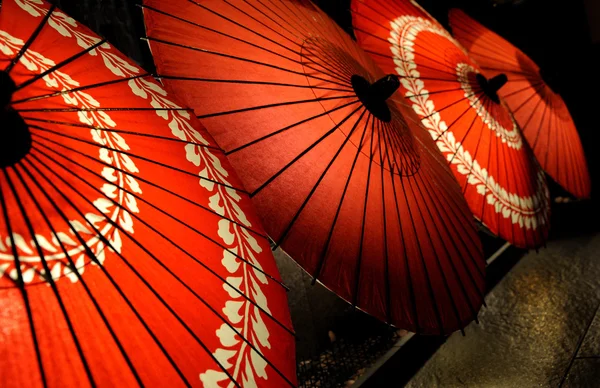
[
  {"x1": 222, "y1": 249, "x2": 240, "y2": 274},
  {"x1": 223, "y1": 300, "x2": 244, "y2": 324},
  {"x1": 216, "y1": 323, "x2": 240, "y2": 347}
]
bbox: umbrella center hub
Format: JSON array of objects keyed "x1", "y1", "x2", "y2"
[
  {"x1": 351, "y1": 74, "x2": 400, "y2": 122},
  {"x1": 476, "y1": 73, "x2": 507, "y2": 104},
  {"x1": 0, "y1": 70, "x2": 31, "y2": 168}
]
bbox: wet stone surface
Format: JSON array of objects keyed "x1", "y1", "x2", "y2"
[
  {"x1": 405, "y1": 232, "x2": 600, "y2": 388},
  {"x1": 579, "y1": 309, "x2": 600, "y2": 358},
  {"x1": 562, "y1": 359, "x2": 600, "y2": 388}
]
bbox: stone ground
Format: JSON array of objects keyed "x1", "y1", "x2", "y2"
[{"x1": 362, "y1": 223, "x2": 600, "y2": 388}]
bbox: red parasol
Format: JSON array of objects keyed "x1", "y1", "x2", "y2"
[
  {"x1": 142, "y1": 0, "x2": 486, "y2": 334},
  {"x1": 0, "y1": 0, "x2": 295, "y2": 386},
  {"x1": 351, "y1": 0, "x2": 551, "y2": 248},
  {"x1": 448, "y1": 8, "x2": 591, "y2": 199}
]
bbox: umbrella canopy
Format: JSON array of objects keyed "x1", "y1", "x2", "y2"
[
  {"x1": 142, "y1": 0, "x2": 486, "y2": 334},
  {"x1": 448, "y1": 8, "x2": 591, "y2": 199},
  {"x1": 351, "y1": 0, "x2": 551, "y2": 248},
  {"x1": 0, "y1": 0, "x2": 295, "y2": 387}
]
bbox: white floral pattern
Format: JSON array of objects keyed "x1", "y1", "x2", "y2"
[
  {"x1": 11, "y1": 0, "x2": 278, "y2": 386},
  {"x1": 388, "y1": 15, "x2": 548, "y2": 229},
  {"x1": 0, "y1": 29, "x2": 138, "y2": 283}
]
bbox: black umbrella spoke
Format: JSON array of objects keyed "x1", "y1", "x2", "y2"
[
  {"x1": 501, "y1": 80, "x2": 544, "y2": 99},
  {"x1": 16, "y1": 159, "x2": 145, "y2": 387},
  {"x1": 198, "y1": 94, "x2": 354, "y2": 120},
  {"x1": 446, "y1": 17, "x2": 523, "y2": 66},
  {"x1": 563, "y1": 112, "x2": 584, "y2": 198},
  {"x1": 22, "y1": 116, "x2": 223, "y2": 152},
  {"x1": 27, "y1": 144, "x2": 294, "y2": 387},
  {"x1": 479, "y1": 66, "x2": 538, "y2": 78},
  {"x1": 477, "y1": 106, "x2": 498, "y2": 236},
  {"x1": 361, "y1": 49, "x2": 460, "y2": 82},
  {"x1": 393, "y1": 31, "x2": 467, "y2": 74},
  {"x1": 237, "y1": 0, "x2": 358, "y2": 83},
  {"x1": 553, "y1": 113, "x2": 565, "y2": 193},
  {"x1": 11, "y1": 74, "x2": 150, "y2": 105},
  {"x1": 403, "y1": 85, "x2": 467, "y2": 101},
  {"x1": 256, "y1": 0, "x2": 315, "y2": 40},
  {"x1": 557, "y1": 106, "x2": 580, "y2": 194},
  {"x1": 384, "y1": 128, "x2": 420, "y2": 333},
  {"x1": 408, "y1": 162, "x2": 474, "y2": 334},
  {"x1": 143, "y1": 36, "x2": 351, "y2": 90},
  {"x1": 448, "y1": 23, "x2": 520, "y2": 64},
  {"x1": 29, "y1": 131, "x2": 266, "y2": 240},
  {"x1": 300, "y1": 0, "x2": 363, "y2": 63},
  {"x1": 28, "y1": 124, "x2": 245, "y2": 192},
  {"x1": 250, "y1": 104, "x2": 364, "y2": 197},
  {"x1": 0, "y1": 172, "x2": 48, "y2": 388},
  {"x1": 419, "y1": 156, "x2": 486, "y2": 284},
  {"x1": 507, "y1": 132, "x2": 540, "y2": 248},
  {"x1": 143, "y1": 1, "x2": 353, "y2": 84},
  {"x1": 266, "y1": 0, "x2": 315, "y2": 36},
  {"x1": 352, "y1": 5, "x2": 463, "y2": 74},
  {"x1": 297, "y1": 40, "x2": 356, "y2": 85},
  {"x1": 143, "y1": 2, "x2": 302, "y2": 59},
  {"x1": 378, "y1": 121, "x2": 399, "y2": 172},
  {"x1": 301, "y1": 43, "x2": 357, "y2": 84},
  {"x1": 353, "y1": 24, "x2": 460, "y2": 80},
  {"x1": 401, "y1": 163, "x2": 468, "y2": 331},
  {"x1": 226, "y1": 98, "x2": 359, "y2": 155},
  {"x1": 21, "y1": 154, "x2": 197, "y2": 388},
  {"x1": 5, "y1": 4, "x2": 56, "y2": 74},
  {"x1": 351, "y1": 113, "x2": 377, "y2": 309},
  {"x1": 155, "y1": 75, "x2": 353, "y2": 93},
  {"x1": 376, "y1": 119, "x2": 393, "y2": 324},
  {"x1": 517, "y1": 95, "x2": 544, "y2": 145},
  {"x1": 531, "y1": 98, "x2": 551, "y2": 151},
  {"x1": 15, "y1": 39, "x2": 107, "y2": 92},
  {"x1": 395, "y1": 156, "x2": 445, "y2": 334},
  {"x1": 509, "y1": 81, "x2": 545, "y2": 114},
  {"x1": 425, "y1": 101, "x2": 491, "y2": 280},
  {"x1": 501, "y1": 123, "x2": 528, "y2": 246},
  {"x1": 312, "y1": 114, "x2": 373, "y2": 283},
  {"x1": 26, "y1": 154, "x2": 254, "y2": 388},
  {"x1": 380, "y1": 116, "x2": 416, "y2": 175},
  {"x1": 230, "y1": 0, "x2": 305, "y2": 45},
  {"x1": 29, "y1": 139, "x2": 289, "y2": 295},
  {"x1": 460, "y1": 98, "x2": 490, "y2": 196},
  {"x1": 7, "y1": 165, "x2": 97, "y2": 387},
  {"x1": 242, "y1": 0, "x2": 352, "y2": 72},
  {"x1": 300, "y1": 60, "x2": 354, "y2": 88},
  {"x1": 480, "y1": 99, "x2": 500, "y2": 235},
  {"x1": 274, "y1": 107, "x2": 368, "y2": 248},
  {"x1": 275, "y1": 0, "x2": 360, "y2": 79},
  {"x1": 29, "y1": 136, "x2": 281, "y2": 288},
  {"x1": 464, "y1": 49, "x2": 523, "y2": 71},
  {"x1": 446, "y1": 89, "x2": 488, "y2": 166},
  {"x1": 408, "y1": 135, "x2": 478, "y2": 244},
  {"x1": 380, "y1": 119, "x2": 406, "y2": 175},
  {"x1": 433, "y1": 89, "x2": 486, "y2": 144}
]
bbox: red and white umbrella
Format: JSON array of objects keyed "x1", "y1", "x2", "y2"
[
  {"x1": 449, "y1": 8, "x2": 591, "y2": 199},
  {"x1": 0, "y1": 0, "x2": 295, "y2": 386},
  {"x1": 142, "y1": 0, "x2": 486, "y2": 334},
  {"x1": 351, "y1": 0, "x2": 551, "y2": 248}
]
